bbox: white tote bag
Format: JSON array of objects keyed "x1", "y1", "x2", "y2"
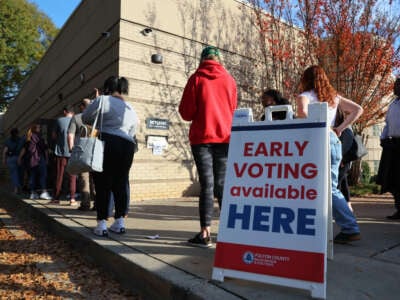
[{"x1": 66, "y1": 97, "x2": 105, "y2": 174}]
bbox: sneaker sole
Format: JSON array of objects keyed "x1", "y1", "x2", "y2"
[
  {"x1": 109, "y1": 227, "x2": 126, "y2": 234},
  {"x1": 334, "y1": 236, "x2": 361, "y2": 244},
  {"x1": 94, "y1": 230, "x2": 108, "y2": 237},
  {"x1": 187, "y1": 241, "x2": 213, "y2": 248}
]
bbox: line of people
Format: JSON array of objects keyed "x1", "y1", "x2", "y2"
[
  {"x1": 3, "y1": 45, "x2": 397, "y2": 242},
  {"x1": 2, "y1": 75, "x2": 139, "y2": 237}
]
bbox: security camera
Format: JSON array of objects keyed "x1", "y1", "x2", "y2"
[
  {"x1": 101, "y1": 31, "x2": 111, "y2": 38},
  {"x1": 141, "y1": 28, "x2": 153, "y2": 36}
]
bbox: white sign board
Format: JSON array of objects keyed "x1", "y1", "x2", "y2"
[{"x1": 213, "y1": 103, "x2": 330, "y2": 299}]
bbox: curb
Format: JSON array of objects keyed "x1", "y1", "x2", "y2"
[{"x1": 0, "y1": 189, "x2": 242, "y2": 300}]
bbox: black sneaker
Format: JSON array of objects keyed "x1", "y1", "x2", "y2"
[
  {"x1": 77, "y1": 205, "x2": 91, "y2": 211},
  {"x1": 334, "y1": 232, "x2": 361, "y2": 244},
  {"x1": 386, "y1": 211, "x2": 400, "y2": 220},
  {"x1": 188, "y1": 233, "x2": 212, "y2": 248}
]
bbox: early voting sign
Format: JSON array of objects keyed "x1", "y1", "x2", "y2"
[{"x1": 212, "y1": 103, "x2": 330, "y2": 299}]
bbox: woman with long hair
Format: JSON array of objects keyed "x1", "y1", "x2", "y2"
[{"x1": 296, "y1": 65, "x2": 363, "y2": 244}]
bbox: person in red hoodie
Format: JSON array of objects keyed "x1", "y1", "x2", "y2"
[{"x1": 179, "y1": 45, "x2": 237, "y2": 247}]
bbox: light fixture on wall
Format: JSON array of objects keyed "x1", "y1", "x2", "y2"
[
  {"x1": 101, "y1": 31, "x2": 111, "y2": 38},
  {"x1": 141, "y1": 27, "x2": 152, "y2": 36},
  {"x1": 151, "y1": 53, "x2": 163, "y2": 64},
  {"x1": 80, "y1": 73, "x2": 85, "y2": 84}
]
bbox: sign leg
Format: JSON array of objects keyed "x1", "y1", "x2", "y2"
[
  {"x1": 212, "y1": 268, "x2": 225, "y2": 282},
  {"x1": 311, "y1": 283, "x2": 326, "y2": 299}
]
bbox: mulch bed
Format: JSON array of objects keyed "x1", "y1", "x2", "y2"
[{"x1": 0, "y1": 206, "x2": 140, "y2": 299}]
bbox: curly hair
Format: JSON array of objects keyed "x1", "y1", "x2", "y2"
[{"x1": 300, "y1": 65, "x2": 337, "y2": 106}]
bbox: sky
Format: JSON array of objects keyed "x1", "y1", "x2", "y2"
[{"x1": 29, "y1": 0, "x2": 81, "y2": 28}]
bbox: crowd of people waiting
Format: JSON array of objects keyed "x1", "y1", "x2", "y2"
[
  {"x1": 2, "y1": 75, "x2": 138, "y2": 237},
  {"x1": 3, "y1": 45, "x2": 399, "y2": 242}
]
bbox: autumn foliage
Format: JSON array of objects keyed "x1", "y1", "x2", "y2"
[{"x1": 250, "y1": 0, "x2": 400, "y2": 133}]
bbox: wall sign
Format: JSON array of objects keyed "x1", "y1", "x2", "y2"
[{"x1": 146, "y1": 118, "x2": 169, "y2": 130}]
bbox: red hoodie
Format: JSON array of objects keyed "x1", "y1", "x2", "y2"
[{"x1": 179, "y1": 60, "x2": 237, "y2": 145}]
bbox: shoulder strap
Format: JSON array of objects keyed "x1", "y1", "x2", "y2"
[{"x1": 90, "y1": 96, "x2": 104, "y2": 137}]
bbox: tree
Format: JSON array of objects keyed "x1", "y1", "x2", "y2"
[
  {"x1": 297, "y1": 0, "x2": 400, "y2": 133},
  {"x1": 249, "y1": 0, "x2": 315, "y2": 99},
  {"x1": 0, "y1": 0, "x2": 58, "y2": 111},
  {"x1": 249, "y1": 0, "x2": 400, "y2": 183},
  {"x1": 249, "y1": 0, "x2": 400, "y2": 120},
  {"x1": 298, "y1": 0, "x2": 400, "y2": 184}
]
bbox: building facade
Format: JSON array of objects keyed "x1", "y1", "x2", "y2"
[
  {"x1": 3, "y1": 0, "x2": 266, "y2": 200},
  {"x1": 2, "y1": 0, "x2": 384, "y2": 199}
]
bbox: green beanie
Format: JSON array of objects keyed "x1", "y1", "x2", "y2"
[{"x1": 201, "y1": 46, "x2": 221, "y2": 59}]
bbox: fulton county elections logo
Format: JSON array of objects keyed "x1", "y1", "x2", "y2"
[{"x1": 243, "y1": 251, "x2": 254, "y2": 264}]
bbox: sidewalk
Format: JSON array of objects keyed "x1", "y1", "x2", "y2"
[{"x1": 1, "y1": 190, "x2": 399, "y2": 299}]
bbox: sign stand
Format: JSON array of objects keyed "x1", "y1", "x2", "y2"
[{"x1": 212, "y1": 103, "x2": 331, "y2": 299}]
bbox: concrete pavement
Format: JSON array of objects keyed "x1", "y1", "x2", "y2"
[{"x1": 0, "y1": 190, "x2": 399, "y2": 299}]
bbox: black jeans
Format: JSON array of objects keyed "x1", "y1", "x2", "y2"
[
  {"x1": 93, "y1": 133, "x2": 135, "y2": 220},
  {"x1": 191, "y1": 143, "x2": 229, "y2": 227}
]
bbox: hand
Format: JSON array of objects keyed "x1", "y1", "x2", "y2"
[{"x1": 333, "y1": 127, "x2": 342, "y2": 137}]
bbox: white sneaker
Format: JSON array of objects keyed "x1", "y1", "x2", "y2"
[
  {"x1": 109, "y1": 217, "x2": 126, "y2": 234},
  {"x1": 39, "y1": 192, "x2": 52, "y2": 200},
  {"x1": 29, "y1": 192, "x2": 39, "y2": 199},
  {"x1": 94, "y1": 220, "x2": 108, "y2": 236}
]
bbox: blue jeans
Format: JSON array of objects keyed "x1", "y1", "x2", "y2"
[
  {"x1": 6, "y1": 156, "x2": 22, "y2": 190},
  {"x1": 330, "y1": 131, "x2": 360, "y2": 234},
  {"x1": 29, "y1": 156, "x2": 47, "y2": 191},
  {"x1": 191, "y1": 143, "x2": 229, "y2": 227}
]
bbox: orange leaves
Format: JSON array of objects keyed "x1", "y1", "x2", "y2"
[
  {"x1": 0, "y1": 207, "x2": 138, "y2": 299},
  {"x1": 250, "y1": 0, "x2": 399, "y2": 130}
]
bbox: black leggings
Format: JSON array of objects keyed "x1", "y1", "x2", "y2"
[
  {"x1": 93, "y1": 133, "x2": 134, "y2": 220},
  {"x1": 191, "y1": 143, "x2": 229, "y2": 227}
]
